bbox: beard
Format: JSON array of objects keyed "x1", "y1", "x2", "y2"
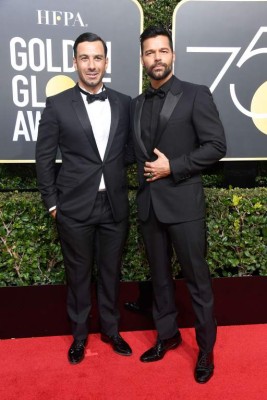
[{"x1": 145, "y1": 62, "x2": 172, "y2": 81}]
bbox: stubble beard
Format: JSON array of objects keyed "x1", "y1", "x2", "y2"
[
  {"x1": 79, "y1": 71, "x2": 105, "y2": 91},
  {"x1": 146, "y1": 63, "x2": 172, "y2": 81}
]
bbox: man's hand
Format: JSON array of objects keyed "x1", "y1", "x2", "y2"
[
  {"x1": 144, "y1": 148, "x2": 171, "y2": 182},
  {"x1": 50, "y1": 209, "x2": 57, "y2": 219}
]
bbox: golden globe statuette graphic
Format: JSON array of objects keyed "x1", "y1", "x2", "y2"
[
  {"x1": 45, "y1": 75, "x2": 75, "y2": 97},
  {"x1": 251, "y1": 81, "x2": 267, "y2": 135}
]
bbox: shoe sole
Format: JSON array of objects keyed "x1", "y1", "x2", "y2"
[{"x1": 114, "y1": 350, "x2": 132, "y2": 356}]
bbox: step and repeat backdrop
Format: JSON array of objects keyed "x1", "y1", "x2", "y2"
[{"x1": 0, "y1": 0, "x2": 266, "y2": 161}]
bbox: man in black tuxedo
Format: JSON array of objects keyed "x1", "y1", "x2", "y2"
[
  {"x1": 36, "y1": 32, "x2": 132, "y2": 364},
  {"x1": 131, "y1": 26, "x2": 226, "y2": 383}
]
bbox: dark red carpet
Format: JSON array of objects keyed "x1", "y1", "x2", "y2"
[{"x1": 1, "y1": 325, "x2": 267, "y2": 399}]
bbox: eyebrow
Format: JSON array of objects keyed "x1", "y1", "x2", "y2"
[
  {"x1": 144, "y1": 47, "x2": 170, "y2": 53},
  {"x1": 78, "y1": 53, "x2": 105, "y2": 58}
]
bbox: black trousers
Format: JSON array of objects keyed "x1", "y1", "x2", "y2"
[
  {"x1": 56, "y1": 192, "x2": 128, "y2": 340},
  {"x1": 140, "y1": 207, "x2": 216, "y2": 353}
]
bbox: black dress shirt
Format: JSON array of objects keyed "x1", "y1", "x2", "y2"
[{"x1": 141, "y1": 75, "x2": 174, "y2": 156}]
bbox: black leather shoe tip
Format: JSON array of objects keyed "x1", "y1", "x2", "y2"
[
  {"x1": 124, "y1": 301, "x2": 142, "y2": 313},
  {"x1": 101, "y1": 333, "x2": 132, "y2": 356},
  {"x1": 140, "y1": 331, "x2": 182, "y2": 362},
  {"x1": 194, "y1": 351, "x2": 214, "y2": 384},
  {"x1": 124, "y1": 301, "x2": 152, "y2": 316},
  {"x1": 68, "y1": 339, "x2": 87, "y2": 365}
]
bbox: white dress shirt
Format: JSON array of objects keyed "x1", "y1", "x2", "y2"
[{"x1": 81, "y1": 86, "x2": 111, "y2": 190}]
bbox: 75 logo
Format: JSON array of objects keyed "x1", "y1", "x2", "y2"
[{"x1": 187, "y1": 27, "x2": 267, "y2": 133}]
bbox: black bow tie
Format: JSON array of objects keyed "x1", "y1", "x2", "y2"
[
  {"x1": 79, "y1": 86, "x2": 107, "y2": 103},
  {"x1": 145, "y1": 87, "x2": 166, "y2": 99}
]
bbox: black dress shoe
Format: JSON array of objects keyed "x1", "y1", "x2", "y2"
[
  {"x1": 124, "y1": 301, "x2": 152, "y2": 315},
  {"x1": 124, "y1": 301, "x2": 143, "y2": 313},
  {"x1": 194, "y1": 351, "x2": 214, "y2": 383},
  {"x1": 140, "y1": 331, "x2": 182, "y2": 362},
  {"x1": 68, "y1": 339, "x2": 87, "y2": 365},
  {"x1": 101, "y1": 333, "x2": 132, "y2": 356}
]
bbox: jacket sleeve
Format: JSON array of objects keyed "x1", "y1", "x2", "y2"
[
  {"x1": 35, "y1": 97, "x2": 59, "y2": 211},
  {"x1": 169, "y1": 85, "x2": 227, "y2": 183}
]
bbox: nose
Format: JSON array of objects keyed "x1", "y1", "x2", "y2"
[
  {"x1": 154, "y1": 51, "x2": 162, "y2": 62},
  {"x1": 87, "y1": 58, "x2": 96, "y2": 70}
]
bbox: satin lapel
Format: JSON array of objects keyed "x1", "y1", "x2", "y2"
[
  {"x1": 154, "y1": 80, "x2": 183, "y2": 148},
  {"x1": 103, "y1": 89, "x2": 119, "y2": 162},
  {"x1": 133, "y1": 95, "x2": 150, "y2": 159},
  {"x1": 72, "y1": 86, "x2": 101, "y2": 159}
]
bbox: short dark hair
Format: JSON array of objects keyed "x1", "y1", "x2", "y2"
[
  {"x1": 73, "y1": 32, "x2": 107, "y2": 57},
  {"x1": 140, "y1": 25, "x2": 173, "y2": 54}
]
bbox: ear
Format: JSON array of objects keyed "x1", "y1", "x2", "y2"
[
  {"x1": 73, "y1": 57, "x2": 77, "y2": 70},
  {"x1": 140, "y1": 55, "x2": 145, "y2": 67},
  {"x1": 173, "y1": 51, "x2": 176, "y2": 63},
  {"x1": 105, "y1": 57, "x2": 109, "y2": 71}
]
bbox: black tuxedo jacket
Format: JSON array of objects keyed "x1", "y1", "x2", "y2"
[
  {"x1": 131, "y1": 76, "x2": 227, "y2": 223},
  {"x1": 36, "y1": 84, "x2": 131, "y2": 222}
]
